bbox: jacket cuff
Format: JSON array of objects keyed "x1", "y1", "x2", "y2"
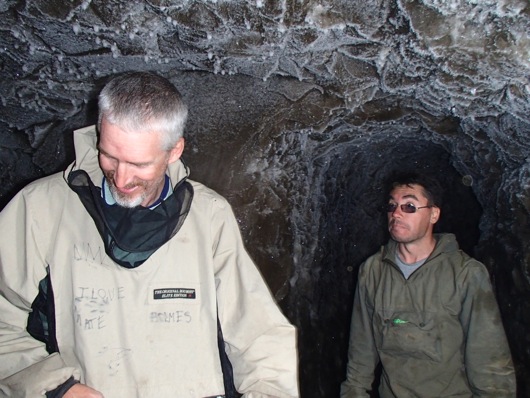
[{"x1": 46, "y1": 376, "x2": 79, "y2": 398}]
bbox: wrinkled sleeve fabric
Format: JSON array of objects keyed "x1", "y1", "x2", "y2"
[
  {"x1": 210, "y1": 198, "x2": 299, "y2": 398},
  {"x1": 458, "y1": 260, "x2": 516, "y2": 397},
  {"x1": 340, "y1": 262, "x2": 378, "y2": 398},
  {"x1": 0, "y1": 185, "x2": 79, "y2": 397}
]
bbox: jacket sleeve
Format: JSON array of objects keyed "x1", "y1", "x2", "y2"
[
  {"x1": 0, "y1": 187, "x2": 79, "y2": 397},
  {"x1": 340, "y1": 262, "x2": 378, "y2": 398},
  {"x1": 210, "y1": 198, "x2": 299, "y2": 398},
  {"x1": 458, "y1": 260, "x2": 516, "y2": 397}
]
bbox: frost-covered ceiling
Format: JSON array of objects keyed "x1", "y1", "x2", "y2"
[{"x1": 1, "y1": 0, "x2": 529, "y2": 396}]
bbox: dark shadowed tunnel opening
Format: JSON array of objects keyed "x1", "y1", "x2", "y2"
[{"x1": 286, "y1": 136, "x2": 482, "y2": 397}]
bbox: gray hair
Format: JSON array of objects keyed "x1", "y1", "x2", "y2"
[{"x1": 97, "y1": 72, "x2": 188, "y2": 150}]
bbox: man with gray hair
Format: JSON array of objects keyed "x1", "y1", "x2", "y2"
[{"x1": 0, "y1": 72, "x2": 299, "y2": 398}]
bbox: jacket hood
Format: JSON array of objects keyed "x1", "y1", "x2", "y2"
[
  {"x1": 63, "y1": 125, "x2": 189, "y2": 186},
  {"x1": 383, "y1": 233, "x2": 460, "y2": 263}
]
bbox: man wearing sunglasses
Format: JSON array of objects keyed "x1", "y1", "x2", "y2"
[{"x1": 340, "y1": 172, "x2": 516, "y2": 397}]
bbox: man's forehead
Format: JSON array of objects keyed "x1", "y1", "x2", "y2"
[{"x1": 390, "y1": 183, "x2": 426, "y2": 198}]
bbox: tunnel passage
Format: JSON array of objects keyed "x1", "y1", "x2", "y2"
[
  {"x1": 276, "y1": 132, "x2": 483, "y2": 397},
  {"x1": 1, "y1": 0, "x2": 529, "y2": 395},
  {"x1": 0, "y1": 67, "x2": 525, "y2": 396}
]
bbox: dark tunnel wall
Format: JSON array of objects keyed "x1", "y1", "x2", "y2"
[{"x1": 1, "y1": 0, "x2": 530, "y2": 397}]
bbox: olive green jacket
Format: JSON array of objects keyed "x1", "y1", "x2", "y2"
[{"x1": 341, "y1": 233, "x2": 516, "y2": 397}]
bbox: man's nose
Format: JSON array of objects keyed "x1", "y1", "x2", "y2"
[
  {"x1": 390, "y1": 206, "x2": 403, "y2": 217},
  {"x1": 113, "y1": 163, "x2": 133, "y2": 188}
]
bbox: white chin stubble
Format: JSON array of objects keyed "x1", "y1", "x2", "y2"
[{"x1": 110, "y1": 186, "x2": 144, "y2": 208}]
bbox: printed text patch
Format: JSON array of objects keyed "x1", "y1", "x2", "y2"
[{"x1": 153, "y1": 288, "x2": 196, "y2": 300}]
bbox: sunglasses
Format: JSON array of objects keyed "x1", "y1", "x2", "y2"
[{"x1": 386, "y1": 203, "x2": 433, "y2": 213}]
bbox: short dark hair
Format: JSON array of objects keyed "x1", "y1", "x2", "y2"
[{"x1": 386, "y1": 171, "x2": 443, "y2": 208}]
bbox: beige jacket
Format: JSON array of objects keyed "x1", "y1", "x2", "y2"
[{"x1": 0, "y1": 126, "x2": 299, "y2": 398}]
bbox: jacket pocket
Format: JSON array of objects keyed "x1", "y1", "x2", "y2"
[{"x1": 378, "y1": 310, "x2": 442, "y2": 362}]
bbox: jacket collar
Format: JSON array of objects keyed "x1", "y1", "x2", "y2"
[{"x1": 383, "y1": 233, "x2": 460, "y2": 263}]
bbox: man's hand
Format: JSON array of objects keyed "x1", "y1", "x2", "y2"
[{"x1": 64, "y1": 383, "x2": 104, "y2": 398}]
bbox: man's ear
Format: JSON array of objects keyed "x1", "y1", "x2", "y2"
[
  {"x1": 430, "y1": 206, "x2": 441, "y2": 224},
  {"x1": 168, "y1": 137, "x2": 185, "y2": 163}
]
